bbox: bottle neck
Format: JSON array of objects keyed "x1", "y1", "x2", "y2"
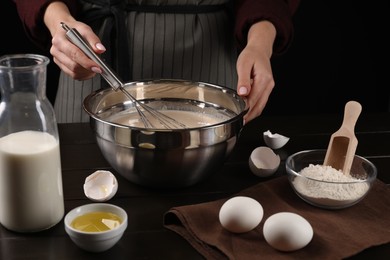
[
  {"x1": 0, "y1": 54, "x2": 49, "y2": 100},
  {"x1": 0, "y1": 55, "x2": 57, "y2": 137}
]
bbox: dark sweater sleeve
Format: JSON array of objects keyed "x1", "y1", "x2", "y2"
[
  {"x1": 234, "y1": 0, "x2": 300, "y2": 55},
  {"x1": 12, "y1": 0, "x2": 80, "y2": 50}
]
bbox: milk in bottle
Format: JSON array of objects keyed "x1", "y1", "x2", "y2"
[{"x1": 0, "y1": 54, "x2": 64, "y2": 232}]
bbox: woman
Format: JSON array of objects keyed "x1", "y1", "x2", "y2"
[{"x1": 13, "y1": 0, "x2": 300, "y2": 123}]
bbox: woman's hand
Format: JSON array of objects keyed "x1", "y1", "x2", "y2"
[
  {"x1": 236, "y1": 21, "x2": 277, "y2": 124},
  {"x1": 44, "y1": 2, "x2": 105, "y2": 80}
]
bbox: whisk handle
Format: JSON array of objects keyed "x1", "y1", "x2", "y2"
[{"x1": 61, "y1": 22, "x2": 123, "y2": 90}]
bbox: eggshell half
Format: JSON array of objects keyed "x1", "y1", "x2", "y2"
[
  {"x1": 263, "y1": 130, "x2": 289, "y2": 149},
  {"x1": 219, "y1": 196, "x2": 264, "y2": 233},
  {"x1": 249, "y1": 146, "x2": 280, "y2": 177},
  {"x1": 263, "y1": 212, "x2": 313, "y2": 252},
  {"x1": 83, "y1": 170, "x2": 118, "y2": 202}
]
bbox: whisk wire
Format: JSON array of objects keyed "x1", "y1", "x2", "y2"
[
  {"x1": 62, "y1": 22, "x2": 187, "y2": 129},
  {"x1": 119, "y1": 87, "x2": 186, "y2": 129}
]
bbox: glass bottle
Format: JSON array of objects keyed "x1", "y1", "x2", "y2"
[{"x1": 0, "y1": 54, "x2": 64, "y2": 232}]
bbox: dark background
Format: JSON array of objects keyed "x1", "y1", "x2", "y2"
[
  {"x1": 267, "y1": 0, "x2": 389, "y2": 115},
  {"x1": 1, "y1": 0, "x2": 388, "y2": 115},
  {"x1": 1, "y1": 0, "x2": 60, "y2": 103}
]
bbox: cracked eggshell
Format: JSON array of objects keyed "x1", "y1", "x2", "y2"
[
  {"x1": 83, "y1": 170, "x2": 118, "y2": 202},
  {"x1": 249, "y1": 146, "x2": 280, "y2": 177},
  {"x1": 263, "y1": 130, "x2": 289, "y2": 149}
]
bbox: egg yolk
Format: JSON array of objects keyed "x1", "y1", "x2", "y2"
[{"x1": 71, "y1": 211, "x2": 122, "y2": 232}]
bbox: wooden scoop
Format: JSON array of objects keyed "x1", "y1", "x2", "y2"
[{"x1": 323, "y1": 101, "x2": 362, "y2": 175}]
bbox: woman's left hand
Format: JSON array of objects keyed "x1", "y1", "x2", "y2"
[{"x1": 236, "y1": 21, "x2": 277, "y2": 124}]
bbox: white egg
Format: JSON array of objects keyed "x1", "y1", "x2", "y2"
[
  {"x1": 249, "y1": 146, "x2": 280, "y2": 177},
  {"x1": 219, "y1": 196, "x2": 264, "y2": 233},
  {"x1": 263, "y1": 130, "x2": 289, "y2": 149},
  {"x1": 83, "y1": 170, "x2": 118, "y2": 202},
  {"x1": 263, "y1": 212, "x2": 313, "y2": 252}
]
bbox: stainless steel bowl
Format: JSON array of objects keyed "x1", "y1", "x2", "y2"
[{"x1": 83, "y1": 79, "x2": 247, "y2": 188}]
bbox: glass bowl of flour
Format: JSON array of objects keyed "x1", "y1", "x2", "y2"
[{"x1": 285, "y1": 150, "x2": 377, "y2": 209}]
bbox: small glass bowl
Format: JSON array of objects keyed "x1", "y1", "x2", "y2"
[{"x1": 285, "y1": 150, "x2": 377, "y2": 209}]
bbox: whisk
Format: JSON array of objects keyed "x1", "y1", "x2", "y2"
[{"x1": 61, "y1": 22, "x2": 186, "y2": 129}]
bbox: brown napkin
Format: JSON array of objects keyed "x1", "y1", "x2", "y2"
[{"x1": 164, "y1": 176, "x2": 390, "y2": 260}]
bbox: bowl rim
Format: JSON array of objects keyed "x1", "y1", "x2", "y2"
[
  {"x1": 83, "y1": 79, "x2": 248, "y2": 132},
  {"x1": 285, "y1": 149, "x2": 377, "y2": 184},
  {"x1": 64, "y1": 203, "x2": 128, "y2": 235}
]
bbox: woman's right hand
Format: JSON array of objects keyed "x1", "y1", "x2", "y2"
[{"x1": 44, "y1": 2, "x2": 105, "y2": 80}]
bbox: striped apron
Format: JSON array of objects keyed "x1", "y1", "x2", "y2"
[{"x1": 54, "y1": 0, "x2": 238, "y2": 123}]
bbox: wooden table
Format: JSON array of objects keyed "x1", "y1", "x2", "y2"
[{"x1": 1, "y1": 113, "x2": 389, "y2": 259}]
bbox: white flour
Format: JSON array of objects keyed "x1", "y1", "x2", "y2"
[{"x1": 292, "y1": 164, "x2": 369, "y2": 207}]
